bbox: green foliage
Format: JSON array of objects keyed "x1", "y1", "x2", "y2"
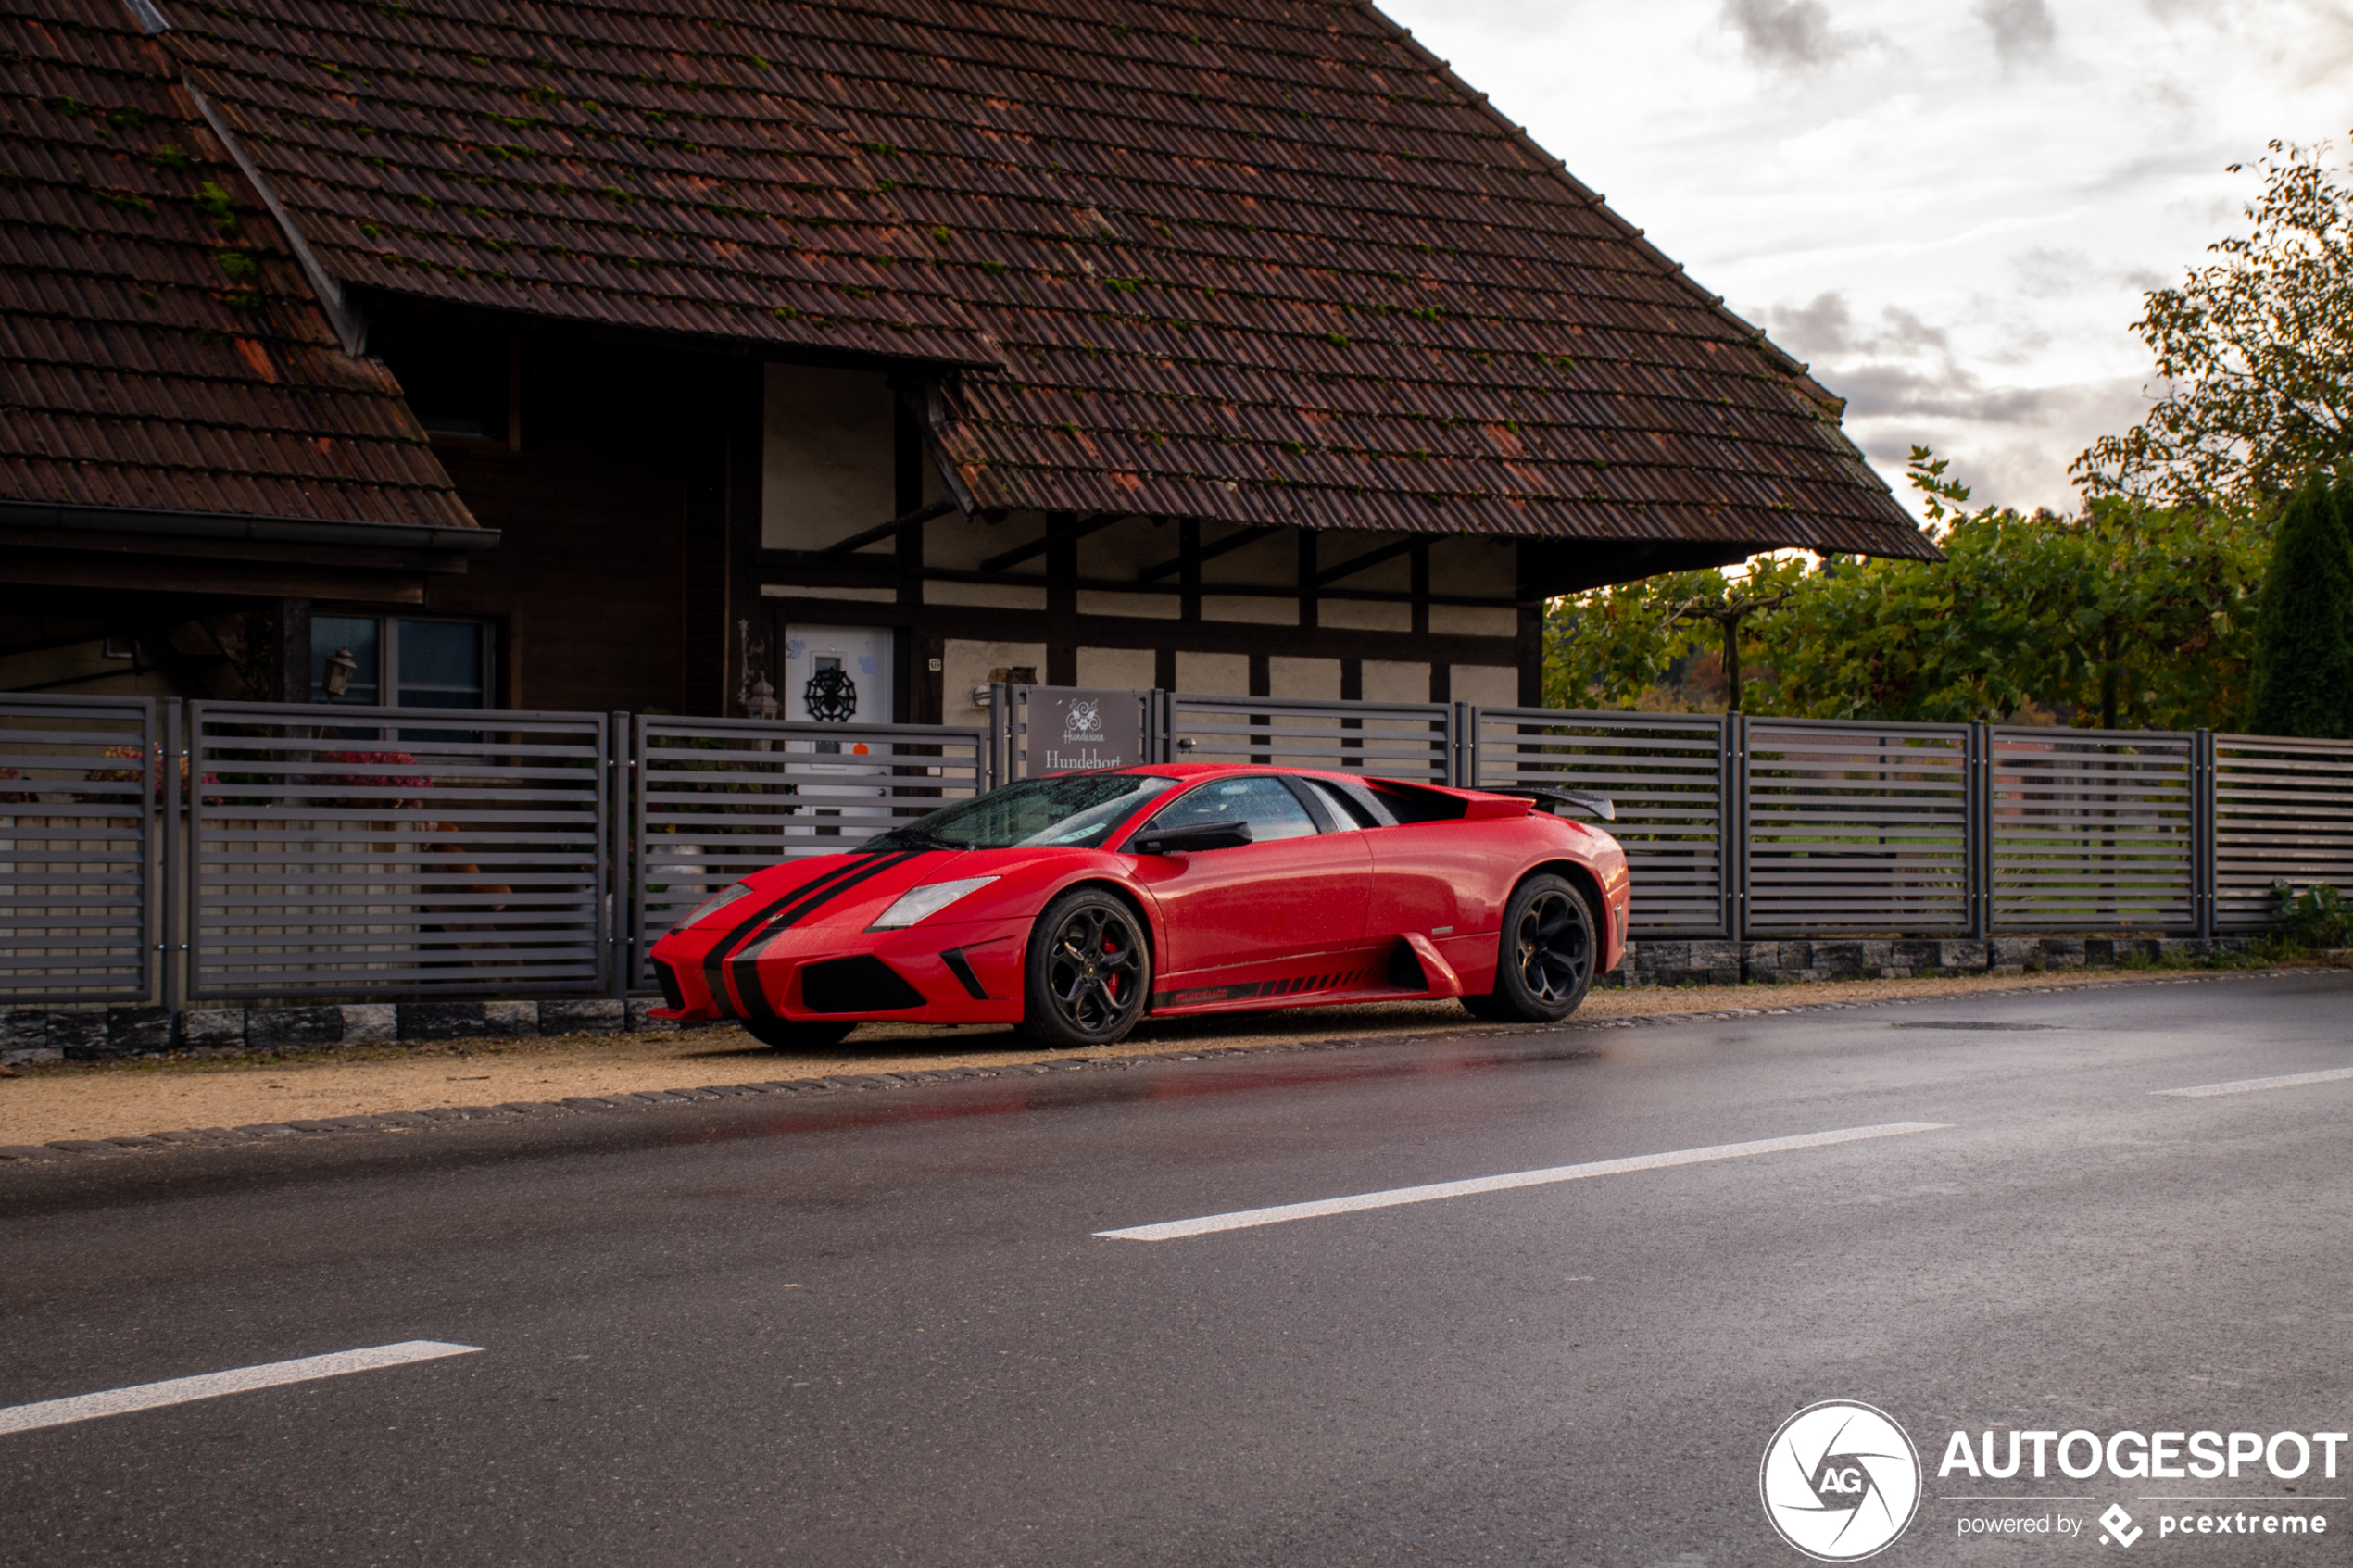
[
  {"x1": 1543, "y1": 449, "x2": 2268, "y2": 728},
  {"x1": 2245, "y1": 471, "x2": 2353, "y2": 737},
  {"x1": 2077, "y1": 139, "x2": 2353, "y2": 508},
  {"x1": 2271, "y1": 880, "x2": 2349, "y2": 949}
]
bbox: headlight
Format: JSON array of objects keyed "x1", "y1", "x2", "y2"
[
  {"x1": 673, "y1": 881, "x2": 757, "y2": 932},
  {"x1": 870, "y1": 875, "x2": 1000, "y2": 930}
]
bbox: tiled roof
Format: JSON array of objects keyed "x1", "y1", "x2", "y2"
[
  {"x1": 16, "y1": 0, "x2": 1935, "y2": 560},
  {"x1": 0, "y1": 0, "x2": 472, "y2": 530},
  {"x1": 162, "y1": 0, "x2": 999, "y2": 366}
]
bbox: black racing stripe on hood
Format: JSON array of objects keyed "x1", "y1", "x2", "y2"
[
  {"x1": 699, "y1": 856, "x2": 882, "y2": 1016},
  {"x1": 729, "y1": 849, "x2": 932, "y2": 1022}
]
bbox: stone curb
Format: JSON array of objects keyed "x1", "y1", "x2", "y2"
[{"x1": 1, "y1": 968, "x2": 2329, "y2": 1167}]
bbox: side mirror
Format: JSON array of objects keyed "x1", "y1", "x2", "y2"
[{"x1": 1130, "y1": 819, "x2": 1254, "y2": 855}]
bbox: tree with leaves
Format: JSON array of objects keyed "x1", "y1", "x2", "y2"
[
  {"x1": 2245, "y1": 471, "x2": 2353, "y2": 738},
  {"x1": 1543, "y1": 450, "x2": 2268, "y2": 730},
  {"x1": 2076, "y1": 138, "x2": 2353, "y2": 508}
]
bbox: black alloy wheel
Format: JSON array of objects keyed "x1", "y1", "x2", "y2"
[
  {"x1": 744, "y1": 1018, "x2": 856, "y2": 1052},
  {"x1": 1021, "y1": 888, "x2": 1151, "y2": 1048},
  {"x1": 1464, "y1": 873, "x2": 1595, "y2": 1023}
]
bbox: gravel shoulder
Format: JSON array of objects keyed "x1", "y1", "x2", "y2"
[{"x1": 0, "y1": 963, "x2": 2286, "y2": 1148}]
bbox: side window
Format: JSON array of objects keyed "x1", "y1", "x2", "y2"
[
  {"x1": 1146, "y1": 776, "x2": 1319, "y2": 843},
  {"x1": 1300, "y1": 777, "x2": 1378, "y2": 831}
]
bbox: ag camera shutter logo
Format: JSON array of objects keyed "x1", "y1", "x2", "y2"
[{"x1": 1760, "y1": 1400, "x2": 1923, "y2": 1561}]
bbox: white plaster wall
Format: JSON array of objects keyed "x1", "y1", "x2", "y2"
[
  {"x1": 1200, "y1": 595, "x2": 1297, "y2": 625},
  {"x1": 761, "y1": 363, "x2": 895, "y2": 553},
  {"x1": 1076, "y1": 589, "x2": 1180, "y2": 620},
  {"x1": 1269, "y1": 657, "x2": 1341, "y2": 701},
  {"x1": 943, "y1": 638, "x2": 1047, "y2": 726},
  {"x1": 926, "y1": 509, "x2": 1041, "y2": 571},
  {"x1": 1429, "y1": 604, "x2": 1518, "y2": 636},
  {"x1": 928, "y1": 581, "x2": 1048, "y2": 610},
  {"x1": 1428, "y1": 535, "x2": 1517, "y2": 597},
  {"x1": 1076, "y1": 517, "x2": 1181, "y2": 580},
  {"x1": 1176, "y1": 650, "x2": 1250, "y2": 696},
  {"x1": 760, "y1": 584, "x2": 896, "y2": 603},
  {"x1": 1199, "y1": 524, "x2": 1295, "y2": 586},
  {"x1": 1452, "y1": 664, "x2": 1520, "y2": 708},
  {"x1": 1363, "y1": 659, "x2": 1431, "y2": 704},
  {"x1": 1077, "y1": 646, "x2": 1157, "y2": 690},
  {"x1": 1320, "y1": 533, "x2": 1412, "y2": 588},
  {"x1": 1319, "y1": 598, "x2": 1411, "y2": 631}
]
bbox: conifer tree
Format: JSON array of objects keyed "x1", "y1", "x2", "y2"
[{"x1": 2246, "y1": 472, "x2": 2353, "y2": 737}]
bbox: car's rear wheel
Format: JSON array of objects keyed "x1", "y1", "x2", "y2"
[
  {"x1": 743, "y1": 1018, "x2": 856, "y2": 1052},
  {"x1": 1463, "y1": 874, "x2": 1595, "y2": 1023},
  {"x1": 1020, "y1": 888, "x2": 1151, "y2": 1049}
]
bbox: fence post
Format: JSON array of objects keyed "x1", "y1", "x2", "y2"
[
  {"x1": 1721, "y1": 713, "x2": 1746, "y2": 941},
  {"x1": 2194, "y1": 727, "x2": 2216, "y2": 941},
  {"x1": 160, "y1": 696, "x2": 182, "y2": 1025},
  {"x1": 1453, "y1": 702, "x2": 1475, "y2": 787},
  {"x1": 1967, "y1": 721, "x2": 1991, "y2": 941},
  {"x1": 610, "y1": 710, "x2": 632, "y2": 999}
]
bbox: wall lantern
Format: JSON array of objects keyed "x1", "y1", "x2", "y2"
[
  {"x1": 748, "y1": 674, "x2": 780, "y2": 722},
  {"x1": 322, "y1": 646, "x2": 359, "y2": 698}
]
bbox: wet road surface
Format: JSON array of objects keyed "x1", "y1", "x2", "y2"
[{"x1": 3, "y1": 970, "x2": 2349, "y2": 1566}]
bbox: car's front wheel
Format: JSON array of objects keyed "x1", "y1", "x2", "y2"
[
  {"x1": 1020, "y1": 888, "x2": 1151, "y2": 1049},
  {"x1": 1463, "y1": 873, "x2": 1595, "y2": 1023},
  {"x1": 743, "y1": 1018, "x2": 856, "y2": 1052}
]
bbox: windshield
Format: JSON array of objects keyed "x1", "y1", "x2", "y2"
[{"x1": 862, "y1": 772, "x2": 1176, "y2": 851}]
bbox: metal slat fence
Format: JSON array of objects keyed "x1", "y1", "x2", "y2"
[
  {"x1": 632, "y1": 715, "x2": 984, "y2": 987},
  {"x1": 186, "y1": 702, "x2": 613, "y2": 999},
  {"x1": 1468, "y1": 708, "x2": 1729, "y2": 935},
  {"x1": 1164, "y1": 691, "x2": 1453, "y2": 782},
  {"x1": 0, "y1": 694, "x2": 159, "y2": 1003},
  {"x1": 2213, "y1": 734, "x2": 2353, "y2": 931},
  {"x1": 1744, "y1": 721, "x2": 1973, "y2": 935},
  {"x1": 10, "y1": 693, "x2": 2353, "y2": 1013},
  {"x1": 1989, "y1": 729, "x2": 2195, "y2": 932}
]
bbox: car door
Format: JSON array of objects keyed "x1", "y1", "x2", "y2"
[
  {"x1": 1127, "y1": 774, "x2": 1371, "y2": 985},
  {"x1": 1352, "y1": 781, "x2": 1516, "y2": 948}
]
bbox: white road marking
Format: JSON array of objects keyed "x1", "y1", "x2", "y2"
[
  {"x1": 0, "y1": 1341, "x2": 482, "y2": 1436},
  {"x1": 1095, "y1": 1122, "x2": 1950, "y2": 1241},
  {"x1": 2152, "y1": 1066, "x2": 2353, "y2": 1098}
]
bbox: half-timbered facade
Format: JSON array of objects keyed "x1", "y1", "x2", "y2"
[{"x1": 2, "y1": 0, "x2": 1937, "y2": 721}]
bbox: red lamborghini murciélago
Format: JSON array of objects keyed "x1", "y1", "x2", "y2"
[{"x1": 648, "y1": 764, "x2": 1630, "y2": 1051}]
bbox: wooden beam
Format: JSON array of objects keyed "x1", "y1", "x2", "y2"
[
  {"x1": 1315, "y1": 536, "x2": 1420, "y2": 587},
  {"x1": 977, "y1": 511, "x2": 1126, "y2": 574},
  {"x1": 1137, "y1": 523, "x2": 1282, "y2": 583},
  {"x1": 816, "y1": 498, "x2": 959, "y2": 559},
  {"x1": 916, "y1": 565, "x2": 1523, "y2": 607}
]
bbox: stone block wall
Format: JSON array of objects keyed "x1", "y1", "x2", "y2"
[
  {"x1": 0, "y1": 997, "x2": 676, "y2": 1065},
  {"x1": 1599, "y1": 934, "x2": 2245, "y2": 989}
]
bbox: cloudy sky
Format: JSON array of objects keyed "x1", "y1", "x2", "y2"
[{"x1": 1379, "y1": 0, "x2": 2352, "y2": 517}]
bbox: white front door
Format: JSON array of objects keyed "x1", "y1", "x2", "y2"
[
  {"x1": 782, "y1": 624, "x2": 893, "y2": 727},
  {"x1": 780, "y1": 624, "x2": 895, "y2": 846}
]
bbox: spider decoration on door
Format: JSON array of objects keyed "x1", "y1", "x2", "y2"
[{"x1": 803, "y1": 666, "x2": 858, "y2": 722}]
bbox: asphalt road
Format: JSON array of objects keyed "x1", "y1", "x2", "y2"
[{"x1": 3, "y1": 971, "x2": 2350, "y2": 1567}]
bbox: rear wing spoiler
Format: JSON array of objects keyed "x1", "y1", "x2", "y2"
[{"x1": 1481, "y1": 784, "x2": 1617, "y2": 822}]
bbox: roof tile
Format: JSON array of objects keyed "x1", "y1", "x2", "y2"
[{"x1": 0, "y1": 0, "x2": 472, "y2": 530}]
